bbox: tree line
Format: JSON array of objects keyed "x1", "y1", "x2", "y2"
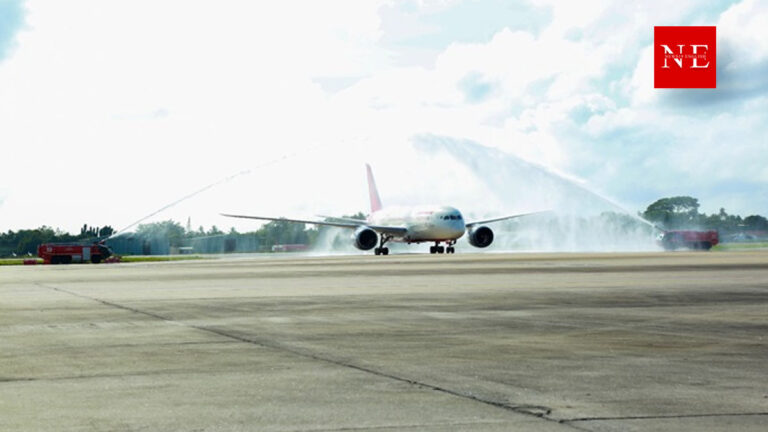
[
  {"x1": 130, "y1": 219, "x2": 320, "y2": 248},
  {"x1": 0, "y1": 224, "x2": 115, "y2": 257},
  {"x1": 0, "y1": 219, "x2": 324, "y2": 256},
  {"x1": 1, "y1": 198, "x2": 765, "y2": 256},
  {"x1": 642, "y1": 196, "x2": 768, "y2": 235}
]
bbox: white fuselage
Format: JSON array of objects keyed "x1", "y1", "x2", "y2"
[{"x1": 368, "y1": 205, "x2": 466, "y2": 243}]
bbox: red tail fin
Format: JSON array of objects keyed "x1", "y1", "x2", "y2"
[{"x1": 366, "y1": 164, "x2": 383, "y2": 213}]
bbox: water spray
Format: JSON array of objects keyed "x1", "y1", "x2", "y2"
[
  {"x1": 407, "y1": 135, "x2": 664, "y2": 252},
  {"x1": 108, "y1": 145, "x2": 323, "y2": 239}
]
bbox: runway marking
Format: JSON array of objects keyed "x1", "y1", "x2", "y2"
[
  {"x1": 0, "y1": 368, "x2": 224, "y2": 384},
  {"x1": 52, "y1": 262, "x2": 768, "y2": 282},
  {"x1": 285, "y1": 420, "x2": 510, "y2": 431},
  {"x1": 33, "y1": 281, "x2": 768, "y2": 430},
  {"x1": 34, "y1": 283, "x2": 570, "y2": 429},
  {"x1": 561, "y1": 411, "x2": 768, "y2": 423}
]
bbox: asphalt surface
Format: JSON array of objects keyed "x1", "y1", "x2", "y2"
[{"x1": 1, "y1": 251, "x2": 767, "y2": 431}]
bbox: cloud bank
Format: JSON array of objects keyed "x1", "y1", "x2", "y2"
[{"x1": 0, "y1": 0, "x2": 766, "y2": 234}]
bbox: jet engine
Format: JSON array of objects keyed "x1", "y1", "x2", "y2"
[
  {"x1": 468, "y1": 226, "x2": 494, "y2": 248},
  {"x1": 353, "y1": 226, "x2": 378, "y2": 250}
]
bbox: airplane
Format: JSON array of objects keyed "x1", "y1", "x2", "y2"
[{"x1": 222, "y1": 164, "x2": 543, "y2": 255}]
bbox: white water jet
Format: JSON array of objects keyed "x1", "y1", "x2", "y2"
[{"x1": 312, "y1": 135, "x2": 659, "y2": 253}]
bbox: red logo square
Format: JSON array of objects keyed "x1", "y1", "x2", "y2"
[{"x1": 654, "y1": 26, "x2": 716, "y2": 88}]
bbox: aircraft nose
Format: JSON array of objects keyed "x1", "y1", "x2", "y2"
[{"x1": 451, "y1": 222, "x2": 465, "y2": 238}]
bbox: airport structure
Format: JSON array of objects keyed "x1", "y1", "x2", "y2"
[{"x1": 106, "y1": 232, "x2": 263, "y2": 256}]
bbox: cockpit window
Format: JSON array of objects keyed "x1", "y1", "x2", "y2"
[{"x1": 441, "y1": 214, "x2": 463, "y2": 220}]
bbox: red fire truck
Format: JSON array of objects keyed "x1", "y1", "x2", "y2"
[
  {"x1": 38, "y1": 242, "x2": 114, "y2": 264},
  {"x1": 658, "y1": 230, "x2": 719, "y2": 251}
]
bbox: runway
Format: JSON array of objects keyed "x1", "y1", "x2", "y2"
[{"x1": 2, "y1": 251, "x2": 768, "y2": 431}]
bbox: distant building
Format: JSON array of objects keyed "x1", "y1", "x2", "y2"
[
  {"x1": 106, "y1": 234, "x2": 169, "y2": 256},
  {"x1": 107, "y1": 233, "x2": 261, "y2": 255},
  {"x1": 186, "y1": 233, "x2": 260, "y2": 254}
]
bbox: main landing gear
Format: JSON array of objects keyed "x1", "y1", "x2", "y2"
[
  {"x1": 429, "y1": 240, "x2": 456, "y2": 254},
  {"x1": 374, "y1": 235, "x2": 392, "y2": 256}
]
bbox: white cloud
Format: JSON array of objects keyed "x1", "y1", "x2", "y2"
[
  {"x1": 0, "y1": 0, "x2": 387, "y2": 231},
  {"x1": 0, "y1": 0, "x2": 766, "y2": 235},
  {"x1": 719, "y1": 0, "x2": 768, "y2": 67}
]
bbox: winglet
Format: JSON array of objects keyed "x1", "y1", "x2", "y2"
[{"x1": 366, "y1": 164, "x2": 383, "y2": 213}]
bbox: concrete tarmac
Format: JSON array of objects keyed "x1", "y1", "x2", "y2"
[{"x1": 1, "y1": 251, "x2": 768, "y2": 431}]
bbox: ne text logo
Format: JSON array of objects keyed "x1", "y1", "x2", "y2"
[{"x1": 654, "y1": 26, "x2": 716, "y2": 88}]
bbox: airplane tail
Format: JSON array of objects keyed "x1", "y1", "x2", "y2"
[{"x1": 366, "y1": 164, "x2": 383, "y2": 213}]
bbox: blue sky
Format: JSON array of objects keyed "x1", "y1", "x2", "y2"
[
  {"x1": 0, "y1": 0, "x2": 766, "y2": 233},
  {"x1": 0, "y1": 0, "x2": 24, "y2": 61}
]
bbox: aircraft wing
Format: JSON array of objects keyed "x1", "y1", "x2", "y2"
[
  {"x1": 221, "y1": 214, "x2": 408, "y2": 236},
  {"x1": 465, "y1": 211, "x2": 550, "y2": 228},
  {"x1": 315, "y1": 214, "x2": 369, "y2": 224}
]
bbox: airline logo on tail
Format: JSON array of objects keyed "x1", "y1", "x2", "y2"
[{"x1": 366, "y1": 164, "x2": 382, "y2": 213}]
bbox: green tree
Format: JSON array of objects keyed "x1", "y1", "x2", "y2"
[
  {"x1": 136, "y1": 220, "x2": 186, "y2": 247},
  {"x1": 744, "y1": 215, "x2": 768, "y2": 231},
  {"x1": 77, "y1": 223, "x2": 114, "y2": 239},
  {"x1": 79, "y1": 224, "x2": 100, "y2": 238},
  {"x1": 703, "y1": 208, "x2": 743, "y2": 234},
  {"x1": 255, "y1": 220, "x2": 312, "y2": 248},
  {"x1": 207, "y1": 225, "x2": 224, "y2": 236},
  {"x1": 98, "y1": 226, "x2": 115, "y2": 237},
  {"x1": 14, "y1": 226, "x2": 61, "y2": 255},
  {"x1": 643, "y1": 196, "x2": 702, "y2": 229}
]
